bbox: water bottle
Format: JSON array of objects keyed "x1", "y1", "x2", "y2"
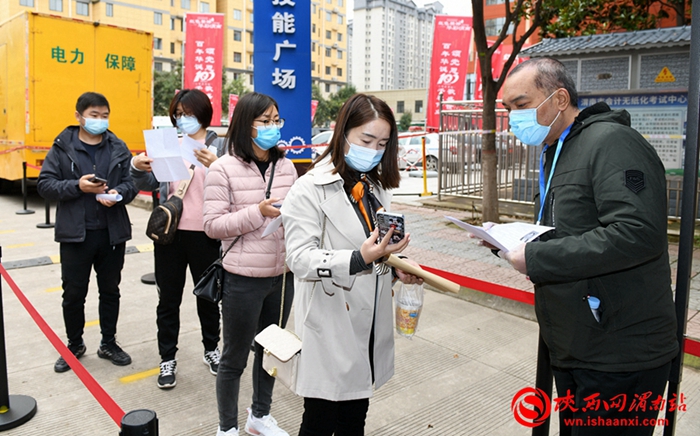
[{"x1": 588, "y1": 296, "x2": 601, "y2": 323}]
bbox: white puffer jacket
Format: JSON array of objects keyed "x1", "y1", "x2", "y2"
[{"x1": 203, "y1": 153, "x2": 297, "y2": 277}]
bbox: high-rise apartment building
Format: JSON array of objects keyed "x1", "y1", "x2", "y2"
[
  {"x1": 351, "y1": 0, "x2": 442, "y2": 92},
  {"x1": 2, "y1": 0, "x2": 347, "y2": 97}
]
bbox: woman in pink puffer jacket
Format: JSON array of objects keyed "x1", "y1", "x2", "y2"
[{"x1": 203, "y1": 92, "x2": 297, "y2": 436}]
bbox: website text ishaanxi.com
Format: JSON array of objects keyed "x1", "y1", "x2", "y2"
[{"x1": 564, "y1": 416, "x2": 669, "y2": 427}]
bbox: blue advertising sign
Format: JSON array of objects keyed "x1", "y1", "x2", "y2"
[{"x1": 254, "y1": 0, "x2": 312, "y2": 161}]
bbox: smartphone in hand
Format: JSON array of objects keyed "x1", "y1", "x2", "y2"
[
  {"x1": 89, "y1": 176, "x2": 108, "y2": 185},
  {"x1": 376, "y1": 211, "x2": 406, "y2": 244}
]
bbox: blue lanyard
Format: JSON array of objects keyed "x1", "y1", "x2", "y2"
[{"x1": 537, "y1": 124, "x2": 572, "y2": 225}]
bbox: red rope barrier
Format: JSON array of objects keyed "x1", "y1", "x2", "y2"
[
  {"x1": 0, "y1": 264, "x2": 125, "y2": 427},
  {"x1": 420, "y1": 264, "x2": 700, "y2": 358},
  {"x1": 25, "y1": 163, "x2": 41, "y2": 171}
]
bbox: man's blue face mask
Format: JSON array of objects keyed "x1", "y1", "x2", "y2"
[{"x1": 508, "y1": 90, "x2": 561, "y2": 146}]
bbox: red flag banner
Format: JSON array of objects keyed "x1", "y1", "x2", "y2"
[
  {"x1": 184, "y1": 13, "x2": 224, "y2": 126},
  {"x1": 474, "y1": 44, "x2": 529, "y2": 100},
  {"x1": 228, "y1": 94, "x2": 239, "y2": 124},
  {"x1": 311, "y1": 99, "x2": 319, "y2": 123},
  {"x1": 426, "y1": 16, "x2": 472, "y2": 131}
]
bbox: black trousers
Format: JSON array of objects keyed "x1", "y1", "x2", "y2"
[
  {"x1": 154, "y1": 230, "x2": 220, "y2": 361},
  {"x1": 60, "y1": 229, "x2": 125, "y2": 345},
  {"x1": 298, "y1": 397, "x2": 370, "y2": 436},
  {"x1": 553, "y1": 361, "x2": 672, "y2": 436}
]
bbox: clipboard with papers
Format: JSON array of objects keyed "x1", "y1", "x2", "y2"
[{"x1": 445, "y1": 216, "x2": 554, "y2": 252}]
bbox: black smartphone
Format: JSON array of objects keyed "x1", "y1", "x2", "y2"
[
  {"x1": 272, "y1": 203, "x2": 282, "y2": 209},
  {"x1": 89, "y1": 176, "x2": 108, "y2": 185},
  {"x1": 376, "y1": 211, "x2": 406, "y2": 244}
]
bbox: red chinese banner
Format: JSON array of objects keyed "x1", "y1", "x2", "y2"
[
  {"x1": 426, "y1": 16, "x2": 472, "y2": 131},
  {"x1": 184, "y1": 13, "x2": 224, "y2": 126},
  {"x1": 474, "y1": 44, "x2": 529, "y2": 100},
  {"x1": 311, "y1": 99, "x2": 319, "y2": 123},
  {"x1": 228, "y1": 94, "x2": 239, "y2": 124}
]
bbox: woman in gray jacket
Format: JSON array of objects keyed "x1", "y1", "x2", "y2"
[{"x1": 282, "y1": 94, "x2": 422, "y2": 435}]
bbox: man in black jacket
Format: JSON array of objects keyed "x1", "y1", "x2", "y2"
[
  {"x1": 38, "y1": 92, "x2": 138, "y2": 373},
  {"x1": 497, "y1": 58, "x2": 678, "y2": 436}
]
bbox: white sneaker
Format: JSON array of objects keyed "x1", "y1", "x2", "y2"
[
  {"x1": 216, "y1": 425, "x2": 239, "y2": 436},
  {"x1": 203, "y1": 347, "x2": 221, "y2": 375},
  {"x1": 244, "y1": 407, "x2": 289, "y2": 436}
]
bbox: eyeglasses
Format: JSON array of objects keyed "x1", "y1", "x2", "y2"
[
  {"x1": 173, "y1": 112, "x2": 193, "y2": 120},
  {"x1": 254, "y1": 118, "x2": 285, "y2": 128}
]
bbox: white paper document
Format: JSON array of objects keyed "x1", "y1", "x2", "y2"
[
  {"x1": 143, "y1": 128, "x2": 190, "y2": 181},
  {"x1": 96, "y1": 193, "x2": 123, "y2": 202},
  {"x1": 445, "y1": 216, "x2": 554, "y2": 252},
  {"x1": 262, "y1": 216, "x2": 283, "y2": 238},
  {"x1": 181, "y1": 135, "x2": 205, "y2": 169}
]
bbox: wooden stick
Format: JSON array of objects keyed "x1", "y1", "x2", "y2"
[{"x1": 385, "y1": 254, "x2": 461, "y2": 294}]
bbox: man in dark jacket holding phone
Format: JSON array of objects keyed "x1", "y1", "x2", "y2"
[
  {"x1": 497, "y1": 58, "x2": 678, "y2": 436},
  {"x1": 38, "y1": 92, "x2": 138, "y2": 373}
]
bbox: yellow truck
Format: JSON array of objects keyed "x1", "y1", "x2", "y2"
[{"x1": 0, "y1": 12, "x2": 152, "y2": 185}]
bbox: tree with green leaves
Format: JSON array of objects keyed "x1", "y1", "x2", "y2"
[
  {"x1": 153, "y1": 61, "x2": 182, "y2": 116},
  {"x1": 221, "y1": 73, "x2": 249, "y2": 118},
  {"x1": 313, "y1": 84, "x2": 357, "y2": 127},
  {"x1": 399, "y1": 112, "x2": 413, "y2": 132},
  {"x1": 471, "y1": 0, "x2": 690, "y2": 222}
]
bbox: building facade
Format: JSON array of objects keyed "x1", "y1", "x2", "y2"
[
  {"x1": 1, "y1": 0, "x2": 348, "y2": 97},
  {"x1": 351, "y1": 0, "x2": 442, "y2": 92}
]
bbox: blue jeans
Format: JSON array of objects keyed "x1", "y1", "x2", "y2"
[{"x1": 217, "y1": 270, "x2": 294, "y2": 432}]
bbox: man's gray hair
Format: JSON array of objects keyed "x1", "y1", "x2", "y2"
[{"x1": 510, "y1": 58, "x2": 579, "y2": 108}]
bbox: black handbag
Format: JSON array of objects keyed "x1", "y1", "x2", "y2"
[
  {"x1": 146, "y1": 166, "x2": 195, "y2": 245},
  {"x1": 193, "y1": 236, "x2": 240, "y2": 303}
]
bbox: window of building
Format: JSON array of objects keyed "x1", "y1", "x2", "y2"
[
  {"x1": 337, "y1": 15, "x2": 343, "y2": 24},
  {"x1": 325, "y1": 83, "x2": 331, "y2": 92},
  {"x1": 325, "y1": 66, "x2": 331, "y2": 75},
  {"x1": 199, "y1": 1, "x2": 209, "y2": 12},
  {"x1": 338, "y1": 33, "x2": 342, "y2": 42},
  {"x1": 337, "y1": 68, "x2": 342, "y2": 76},
  {"x1": 311, "y1": 42, "x2": 316, "y2": 52},
  {"x1": 20, "y1": 0, "x2": 34, "y2": 6},
  {"x1": 326, "y1": 12, "x2": 331, "y2": 21},
  {"x1": 311, "y1": 61, "x2": 315, "y2": 71},
  {"x1": 397, "y1": 101, "x2": 405, "y2": 113},
  {"x1": 181, "y1": 0, "x2": 191, "y2": 10},
  {"x1": 234, "y1": 30, "x2": 242, "y2": 41},
  {"x1": 49, "y1": 0, "x2": 62, "y2": 12},
  {"x1": 486, "y1": 0, "x2": 505, "y2": 4},
  {"x1": 154, "y1": 12, "x2": 162, "y2": 25},
  {"x1": 154, "y1": 38, "x2": 163, "y2": 50},
  {"x1": 250, "y1": 54, "x2": 254, "y2": 64},
  {"x1": 106, "y1": 3, "x2": 113, "y2": 16},
  {"x1": 339, "y1": 0, "x2": 344, "y2": 6},
  {"x1": 76, "y1": 1, "x2": 89, "y2": 15},
  {"x1": 484, "y1": 17, "x2": 513, "y2": 37},
  {"x1": 325, "y1": 48, "x2": 331, "y2": 57},
  {"x1": 154, "y1": 62, "x2": 163, "y2": 72},
  {"x1": 312, "y1": 23, "x2": 316, "y2": 34},
  {"x1": 170, "y1": 42, "x2": 175, "y2": 54},
  {"x1": 415, "y1": 100, "x2": 423, "y2": 113},
  {"x1": 326, "y1": 30, "x2": 331, "y2": 39},
  {"x1": 170, "y1": 18, "x2": 175, "y2": 30},
  {"x1": 234, "y1": 52, "x2": 242, "y2": 63},
  {"x1": 233, "y1": 9, "x2": 242, "y2": 20},
  {"x1": 327, "y1": 0, "x2": 332, "y2": 3},
  {"x1": 250, "y1": 75, "x2": 254, "y2": 86},
  {"x1": 337, "y1": 51, "x2": 342, "y2": 60},
  {"x1": 250, "y1": 13, "x2": 254, "y2": 23}
]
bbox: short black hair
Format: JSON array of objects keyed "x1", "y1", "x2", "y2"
[
  {"x1": 168, "y1": 89, "x2": 214, "y2": 128},
  {"x1": 76, "y1": 92, "x2": 110, "y2": 114},
  {"x1": 510, "y1": 58, "x2": 579, "y2": 108},
  {"x1": 226, "y1": 92, "x2": 286, "y2": 163}
]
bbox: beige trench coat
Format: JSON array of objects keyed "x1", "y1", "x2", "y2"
[{"x1": 281, "y1": 158, "x2": 395, "y2": 401}]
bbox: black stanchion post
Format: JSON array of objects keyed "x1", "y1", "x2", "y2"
[
  {"x1": 663, "y1": 5, "x2": 700, "y2": 436},
  {"x1": 140, "y1": 191, "x2": 158, "y2": 285},
  {"x1": 120, "y1": 409, "x2": 158, "y2": 435},
  {"x1": 15, "y1": 162, "x2": 35, "y2": 215},
  {"x1": 36, "y1": 198, "x2": 54, "y2": 229},
  {"x1": 0, "y1": 246, "x2": 37, "y2": 430},
  {"x1": 531, "y1": 335, "x2": 552, "y2": 436}
]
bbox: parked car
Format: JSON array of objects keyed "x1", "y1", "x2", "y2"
[
  {"x1": 311, "y1": 130, "x2": 333, "y2": 159},
  {"x1": 398, "y1": 133, "x2": 441, "y2": 171}
]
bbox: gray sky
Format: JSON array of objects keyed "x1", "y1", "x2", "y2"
[{"x1": 346, "y1": 0, "x2": 473, "y2": 20}]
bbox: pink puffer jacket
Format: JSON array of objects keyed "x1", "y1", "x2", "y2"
[{"x1": 203, "y1": 154, "x2": 297, "y2": 277}]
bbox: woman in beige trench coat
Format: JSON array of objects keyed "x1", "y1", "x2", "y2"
[{"x1": 282, "y1": 94, "x2": 422, "y2": 435}]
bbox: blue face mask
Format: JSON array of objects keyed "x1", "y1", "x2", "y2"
[
  {"x1": 252, "y1": 126, "x2": 281, "y2": 150},
  {"x1": 344, "y1": 138, "x2": 384, "y2": 173},
  {"x1": 176, "y1": 115, "x2": 202, "y2": 135},
  {"x1": 82, "y1": 117, "x2": 109, "y2": 135},
  {"x1": 508, "y1": 91, "x2": 560, "y2": 146}
]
